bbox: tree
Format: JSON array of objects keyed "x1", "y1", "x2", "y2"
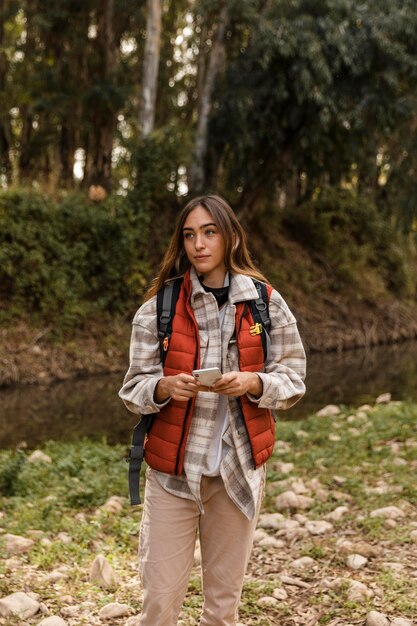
[{"x1": 139, "y1": 0, "x2": 162, "y2": 138}]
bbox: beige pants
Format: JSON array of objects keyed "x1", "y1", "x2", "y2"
[{"x1": 138, "y1": 470, "x2": 263, "y2": 626}]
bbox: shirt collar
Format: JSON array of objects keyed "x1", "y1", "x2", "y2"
[{"x1": 189, "y1": 266, "x2": 259, "y2": 304}]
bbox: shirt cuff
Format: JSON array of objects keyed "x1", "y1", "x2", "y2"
[{"x1": 143, "y1": 377, "x2": 171, "y2": 413}]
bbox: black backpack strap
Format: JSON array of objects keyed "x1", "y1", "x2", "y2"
[
  {"x1": 127, "y1": 414, "x2": 154, "y2": 505},
  {"x1": 248, "y1": 280, "x2": 272, "y2": 366},
  {"x1": 157, "y1": 277, "x2": 183, "y2": 366}
]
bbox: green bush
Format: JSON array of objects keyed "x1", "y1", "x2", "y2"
[
  {"x1": 0, "y1": 189, "x2": 151, "y2": 327},
  {"x1": 283, "y1": 188, "x2": 415, "y2": 297}
]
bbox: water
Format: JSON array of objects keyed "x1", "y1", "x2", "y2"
[{"x1": 1, "y1": 341, "x2": 416, "y2": 449}]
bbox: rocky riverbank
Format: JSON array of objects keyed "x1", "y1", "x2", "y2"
[
  {"x1": 2, "y1": 289, "x2": 417, "y2": 388},
  {"x1": 1, "y1": 398, "x2": 416, "y2": 624}
]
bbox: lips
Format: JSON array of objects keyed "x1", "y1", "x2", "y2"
[{"x1": 194, "y1": 255, "x2": 210, "y2": 260}]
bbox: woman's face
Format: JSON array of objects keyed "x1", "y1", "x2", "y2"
[{"x1": 182, "y1": 205, "x2": 226, "y2": 285}]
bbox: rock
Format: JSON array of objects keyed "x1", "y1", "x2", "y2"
[
  {"x1": 274, "y1": 440, "x2": 291, "y2": 454},
  {"x1": 98, "y1": 602, "x2": 130, "y2": 619},
  {"x1": 346, "y1": 554, "x2": 368, "y2": 569},
  {"x1": 384, "y1": 518, "x2": 397, "y2": 529},
  {"x1": 365, "y1": 610, "x2": 389, "y2": 626},
  {"x1": 305, "y1": 520, "x2": 334, "y2": 535},
  {"x1": 38, "y1": 617, "x2": 68, "y2": 626},
  {"x1": 392, "y1": 457, "x2": 407, "y2": 466},
  {"x1": 369, "y1": 506, "x2": 405, "y2": 519},
  {"x1": 353, "y1": 542, "x2": 381, "y2": 558},
  {"x1": 259, "y1": 536, "x2": 286, "y2": 548},
  {"x1": 253, "y1": 529, "x2": 268, "y2": 544},
  {"x1": 275, "y1": 491, "x2": 314, "y2": 511},
  {"x1": 44, "y1": 571, "x2": 68, "y2": 583},
  {"x1": 0, "y1": 592, "x2": 40, "y2": 618},
  {"x1": 257, "y1": 596, "x2": 279, "y2": 607},
  {"x1": 325, "y1": 506, "x2": 349, "y2": 522},
  {"x1": 126, "y1": 618, "x2": 141, "y2": 626},
  {"x1": 41, "y1": 537, "x2": 53, "y2": 547},
  {"x1": 27, "y1": 450, "x2": 52, "y2": 463},
  {"x1": 272, "y1": 461, "x2": 294, "y2": 474},
  {"x1": 60, "y1": 605, "x2": 82, "y2": 618},
  {"x1": 56, "y1": 532, "x2": 72, "y2": 544},
  {"x1": 257, "y1": 513, "x2": 285, "y2": 529},
  {"x1": 289, "y1": 478, "x2": 309, "y2": 494},
  {"x1": 382, "y1": 562, "x2": 405, "y2": 573},
  {"x1": 99, "y1": 496, "x2": 126, "y2": 514},
  {"x1": 331, "y1": 490, "x2": 353, "y2": 501},
  {"x1": 376, "y1": 393, "x2": 391, "y2": 404},
  {"x1": 4, "y1": 534, "x2": 34, "y2": 555},
  {"x1": 390, "y1": 619, "x2": 413, "y2": 626},
  {"x1": 295, "y1": 430, "x2": 309, "y2": 438},
  {"x1": 317, "y1": 404, "x2": 341, "y2": 417},
  {"x1": 357, "y1": 404, "x2": 373, "y2": 412},
  {"x1": 328, "y1": 434, "x2": 341, "y2": 442},
  {"x1": 89, "y1": 555, "x2": 117, "y2": 588},
  {"x1": 272, "y1": 588, "x2": 288, "y2": 600},
  {"x1": 410, "y1": 530, "x2": 417, "y2": 543},
  {"x1": 348, "y1": 581, "x2": 374, "y2": 601},
  {"x1": 290, "y1": 556, "x2": 316, "y2": 570},
  {"x1": 332, "y1": 475, "x2": 347, "y2": 485},
  {"x1": 293, "y1": 514, "x2": 308, "y2": 524},
  {"x1": 26, "y1": 529, "x2": 44, "y2": 538}
]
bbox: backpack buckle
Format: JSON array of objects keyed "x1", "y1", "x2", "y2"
[{"x1": 250, "y1": 323, "x2": 263, "y2": 336}]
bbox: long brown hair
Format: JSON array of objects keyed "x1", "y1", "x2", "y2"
[{"x1": 145, "y1": 194, "x2": 268, "y2": 300}]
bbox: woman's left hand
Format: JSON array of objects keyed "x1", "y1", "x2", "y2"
[{"x1": 210, "y1": 371, "x2": 263, "y2": 398}]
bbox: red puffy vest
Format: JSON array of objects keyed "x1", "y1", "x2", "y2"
[{"x1": 144, "y1": 271, "x2": 275, "y2": 475}]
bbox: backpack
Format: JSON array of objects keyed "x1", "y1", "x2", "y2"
[{"x1": 127, "y1": 277, "x2": 271, "y2": 504}]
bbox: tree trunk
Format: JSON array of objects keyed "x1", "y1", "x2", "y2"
[
  {"x1": 139, "y1": 0, "x2": 162, "y2": 138},
  {"x1": 87, "y1": 0, "x2": 116, "y2": 191},
  {"x1": 189, "y1": 5, "x2": 228, "y2": 194},
  {"x1": 0, "y1": 0, "x2": 11, "y2": 183}
]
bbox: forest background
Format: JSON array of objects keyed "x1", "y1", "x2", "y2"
[{"x1": 1, "y1": 0, "x2": 417, "y2": 385}]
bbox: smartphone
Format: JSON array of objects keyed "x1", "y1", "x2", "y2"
[{"x1": 192, "y1": 367, "x2": 222, "y2": 387}]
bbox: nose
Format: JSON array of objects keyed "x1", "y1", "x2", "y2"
[{"x1": 194, "y1": 233, "x2": 205, "y2": 250}]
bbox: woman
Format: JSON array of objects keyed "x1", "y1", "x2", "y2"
[{"x1": 119, "y1": 194, "x2": 306, "y2": 626}]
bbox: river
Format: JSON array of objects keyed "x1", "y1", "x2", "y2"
[{"x1": 1, "y1": 341, "x2": 416, "y2": 449}]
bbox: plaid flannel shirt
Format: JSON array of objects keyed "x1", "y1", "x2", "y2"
[{"x1": 119, "y1": 268, "x2": 306, "y2": 520}]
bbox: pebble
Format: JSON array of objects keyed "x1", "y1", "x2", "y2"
[
  {"x1": 98, "y1": 602, "x2": 130, "y2": 619},
  {"x1": 126, "y1": 618, "x2": 141, "y2": 626},
  {"x1": 390, "y1": 619, "x2": 414, "y2": 626},
  {"x1": 257, "y1": 596, "x2": 279, "y2": 607},
  {"x1": 370, "y1": 506, "x2": 405, "y2": 519},
  {"x1": 38, "y1": 617, "x2": 68, "y2": 626},
  {"x1": 410, "y1": 530, "x2": 417, "y2": 543},
  {"x1": 258, "y1": 536, "x2": 286, "y2": 548},
  {"x1": 305, "y1": 520, "x2": 333, "y2": 535},
  {"x1": 376, "y1": 393, "x2": 391, "y2": 404},
  {"x1": 0, "y1": 592, "x2": 40, "y2": 618},
  {"x1": 60, "y1": 606, "x2": 82, "y2": 618},
  {"x1": 257, "y1": 513, "x2": 285, "y2": 529},
  {"x1": 275, "y1": 491, "x2": 314, "y2": 511},
  {"x1": 366, "y1": 610, "x2": 389, "y2": 626},
  {"x1": 56, "y1": 532, "x2": 72, "y2": 544},
  {"x1": 346, "y1": 553, "x2": 368, "y2": 569},
  {"x1": 272, "y1": 587, "x2": 288, "y2": 600},
  {"x1": 28, "y1": 450, "x2": 52, "y2": 463},
  {"x1": 4, "y1": 534, "x2": 34, "y2": 556},
  {"x1": 253, "y1": 529, "x2": 268, "y2": 544},
  {"x1": 44, "y1": 571, "x2": 68, "y2": 583},
  {"x1": 325, "y1": 506, "x2": 349, "y2": 521},
  {"x1": 272, "y1": 461, "x2": 294, "y2": 474},
  {"x1": 89, "y1": 554, "x2": 117, "y2": 588},
  {"x1": 328, "y1": 434, "x2": 341, "y2": 442},
  {"x1": 290, "y1": 556, "x2": 316, "y2": 570},
  {"x1": 316, "y1": 404, "x2": 341, "y2": 417},
  {"x1": 348, "y1": 580, "x2": 374, "y2": 601},
  {"x1": 99, "y1": 496, "x2": 126, "y2": 514}
]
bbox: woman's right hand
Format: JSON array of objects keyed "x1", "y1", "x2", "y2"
[{"x1": 155, "y1": 374, "x2": 200, "y2": 403}]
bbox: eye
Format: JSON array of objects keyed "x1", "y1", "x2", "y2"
[
  {"x1": 205, "y1": 229, "x2": 216, "y2": 236},
  {"x1": 184, "y1": 232, "x2": 194, "y2": 239}
]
